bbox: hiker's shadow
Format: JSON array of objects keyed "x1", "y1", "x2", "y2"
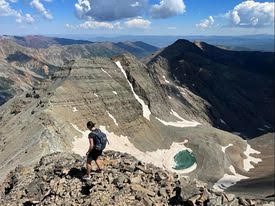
[
  {"x1": 168, "y1": 187, "x2": 187, "y2": 206},
  {"x1": 68, "y1": 167, "x2": 86, "y2": 180}
]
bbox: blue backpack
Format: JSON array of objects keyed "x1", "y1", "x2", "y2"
[{"x1": 91, "y1": 129, "x2": 108, "y2": 151}]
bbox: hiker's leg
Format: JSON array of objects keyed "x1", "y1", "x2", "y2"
[
  {"x1": 86, "y1": 160, "x2": 92, "y2": 176},
  {"x1": 95, "y1": 157, "x2": 103, "y2": 170}
]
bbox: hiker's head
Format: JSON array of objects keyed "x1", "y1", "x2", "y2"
[{"x1": 87, "y1": 121, "x2": 95, "y2": 130}]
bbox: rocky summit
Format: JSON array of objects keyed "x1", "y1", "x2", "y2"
[{"x1": 0, "y1": 152, "x2": 272, "y2": 206}]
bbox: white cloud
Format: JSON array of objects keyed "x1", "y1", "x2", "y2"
[
  {"x1": 151, "y1": 0, "x2": 185, "y2": 19},
  {"x1": 114, "y1": 22, "x2": 123, "y2": 30},
  {"x1": 65, "y1": 23, "x2": 76, "y2": 29},
  {"x1": 25, "y1": 13, "x2": 35, "y2": 24},
  {"x1": 225, "y1": 0, "x2": 274, "y2": 28},
  {"x1": 0, "y1": 0, "x2": 35, "y2": 23},
  {"x1": 75, "y1": 0, "x2": 147, "y2": 21},
  {"x1": 131, "y1": 2, "x2": 140, "y2": 7},
  {"x1": 75, "y1": 0, "x2": 91, "y2": 19},
  {"x1": 30, "y1": 0, "x2": 53, "y2": 20},
  {"x1": 125, "y1": 18, "x2": 151, "y2": 29},
  {"x1": 80, "y1": 20, "x2": 115, "y2": 29},
  {"x1": 66, "y1": 20, "x2": 122, "y2": 30},
  {"x1": 196, "y1": 16, "x2": 214, "y2": 29}
]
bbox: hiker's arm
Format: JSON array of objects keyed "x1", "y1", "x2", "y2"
[{"x1": 87, "y1": 138, "x2": 94, "y2": 154}]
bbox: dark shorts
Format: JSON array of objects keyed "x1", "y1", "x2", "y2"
[{"x1": 87, "y1": 149, "x2": 102, "y2": 162}]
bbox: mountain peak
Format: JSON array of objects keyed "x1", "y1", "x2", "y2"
[{"x1": 158, "y1": 39, "x2": 204, "y2": 60}]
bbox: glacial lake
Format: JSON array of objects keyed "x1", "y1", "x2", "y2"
[{"x1": 173, "y1": 150, "x2": 197, "y2": 170}]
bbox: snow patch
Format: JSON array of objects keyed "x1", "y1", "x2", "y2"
[
  {"x1": 213, "y1": 165, "x2": 249, "y2": 191},
  {"x1": 243, "y1": 143, "x2": 262, "y2": 172},
  {"x1": 221, "y1": 144, "x2": 233, "y2": 153},
  {"x1": 173, "y1": 75, "x2": 180, "y2": 84},
  {"x1": 115, "y1": 61, "x2": 151, "y2": 120},
  {"x1": 213, "y1": 142, "x2": 262, "y2": 191},
  {"x1": 71, "y1": 124, "x2": 90, "y2": 155},
  {"x1": 106, "y1": 111, "x2": 119, "y2": 126},
  {"x1": 101, "y1": 68, "x2": 112, "y2": 78},
  {"x1": 72, "y1": 107, "x2": 78, "y2": 112},
  {"x1": 71, "y1": 124, "x2": 196, "y2": 174},
  {"x1": 264, "y1": 125, "x2": 271, "y2": 129},
  {"x1": 220, "y1": 119, "x2": 226, "y2": 125},
  {"x1": 156, "y1": 110, "x2": 200, "y2": 128},
  {"x1": 162, "y1": 75, "x2": 170, "y2": 84}
]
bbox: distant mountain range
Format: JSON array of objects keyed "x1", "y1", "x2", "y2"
[
  {"x1": 0, "y1": 35, "x2": 92, "y2": 48},
  {"x1": 0, "y1": 36, "x2": 159, "y2": 106},
  {"x1": 0, "y1": 35, "x2": 158, "y2": 58},
  {"x1": 52, "y1": 34, "x2": 274, "y2": 52}
]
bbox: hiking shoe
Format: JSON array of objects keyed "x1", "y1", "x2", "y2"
[
  {"x1": 82, "y1": 175, "x2": 90, "y2": 180},
  {"x1": 95, "y1": 169, "x2": 103, "y2": 174}
]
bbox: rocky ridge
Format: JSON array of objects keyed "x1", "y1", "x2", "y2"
[
  {"x1": 0, "y1": 37, "x2": 158, "y2": 105},
  {"x1": 0, "y1": 35, "x2": 93, "y2": 49},
  {"x1": 1, "y1": 152, "x2": 272, "y2": 206}
]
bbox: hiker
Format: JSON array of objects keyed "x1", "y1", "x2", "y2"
[{"x1": 83, "y1": 121, "x2": 108, "y2": 180}]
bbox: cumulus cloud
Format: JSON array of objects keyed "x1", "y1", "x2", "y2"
[
  {"x1": 0, "y1": 0, "x2": 35, "y2": 23},
  {"x1": 225, "y1": 0, "x2": 274, "y2": 27},
  {"x1": 125, "y1": 18, "x2": 151, "y2": 28},
  {"x1": 24, "y1": 13, "x2": 35, "y2": 23},
  {"x1": 75, "y1": 0, "x2": 147, "y2": 21},
  {"x1": 196, "y1": 16, "x2": 214, "y2": 29},
  {"x1": 30, "y1": 0, "x2": 53, "y2": 20},
  {"x1": 75, "y1": 0, "x2": 91, "y2": 19},
  {"x1": 151, "y1": 0, "x2": 185, "y2": 19}
]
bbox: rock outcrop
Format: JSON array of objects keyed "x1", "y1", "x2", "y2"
[{"x1": 1, "y1": 152, "x2": 273, "y2": 206}]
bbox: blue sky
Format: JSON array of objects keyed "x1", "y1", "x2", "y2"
[{"x1": 0, "y1": 0, "x2": 274, "y2": 36}]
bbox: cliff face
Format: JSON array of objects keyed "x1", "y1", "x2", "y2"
[{"x1": 145, "y1": 39, "x2": 274, "y2": 138}]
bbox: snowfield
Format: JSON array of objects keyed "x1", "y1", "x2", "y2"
[{"x1": 71, "y1": 124, "x2": 197, "y2": 174}]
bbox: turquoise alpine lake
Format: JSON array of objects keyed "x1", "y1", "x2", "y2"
[{"x1": 173, "y1": 150, "x2": 197, "y2": 170}]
